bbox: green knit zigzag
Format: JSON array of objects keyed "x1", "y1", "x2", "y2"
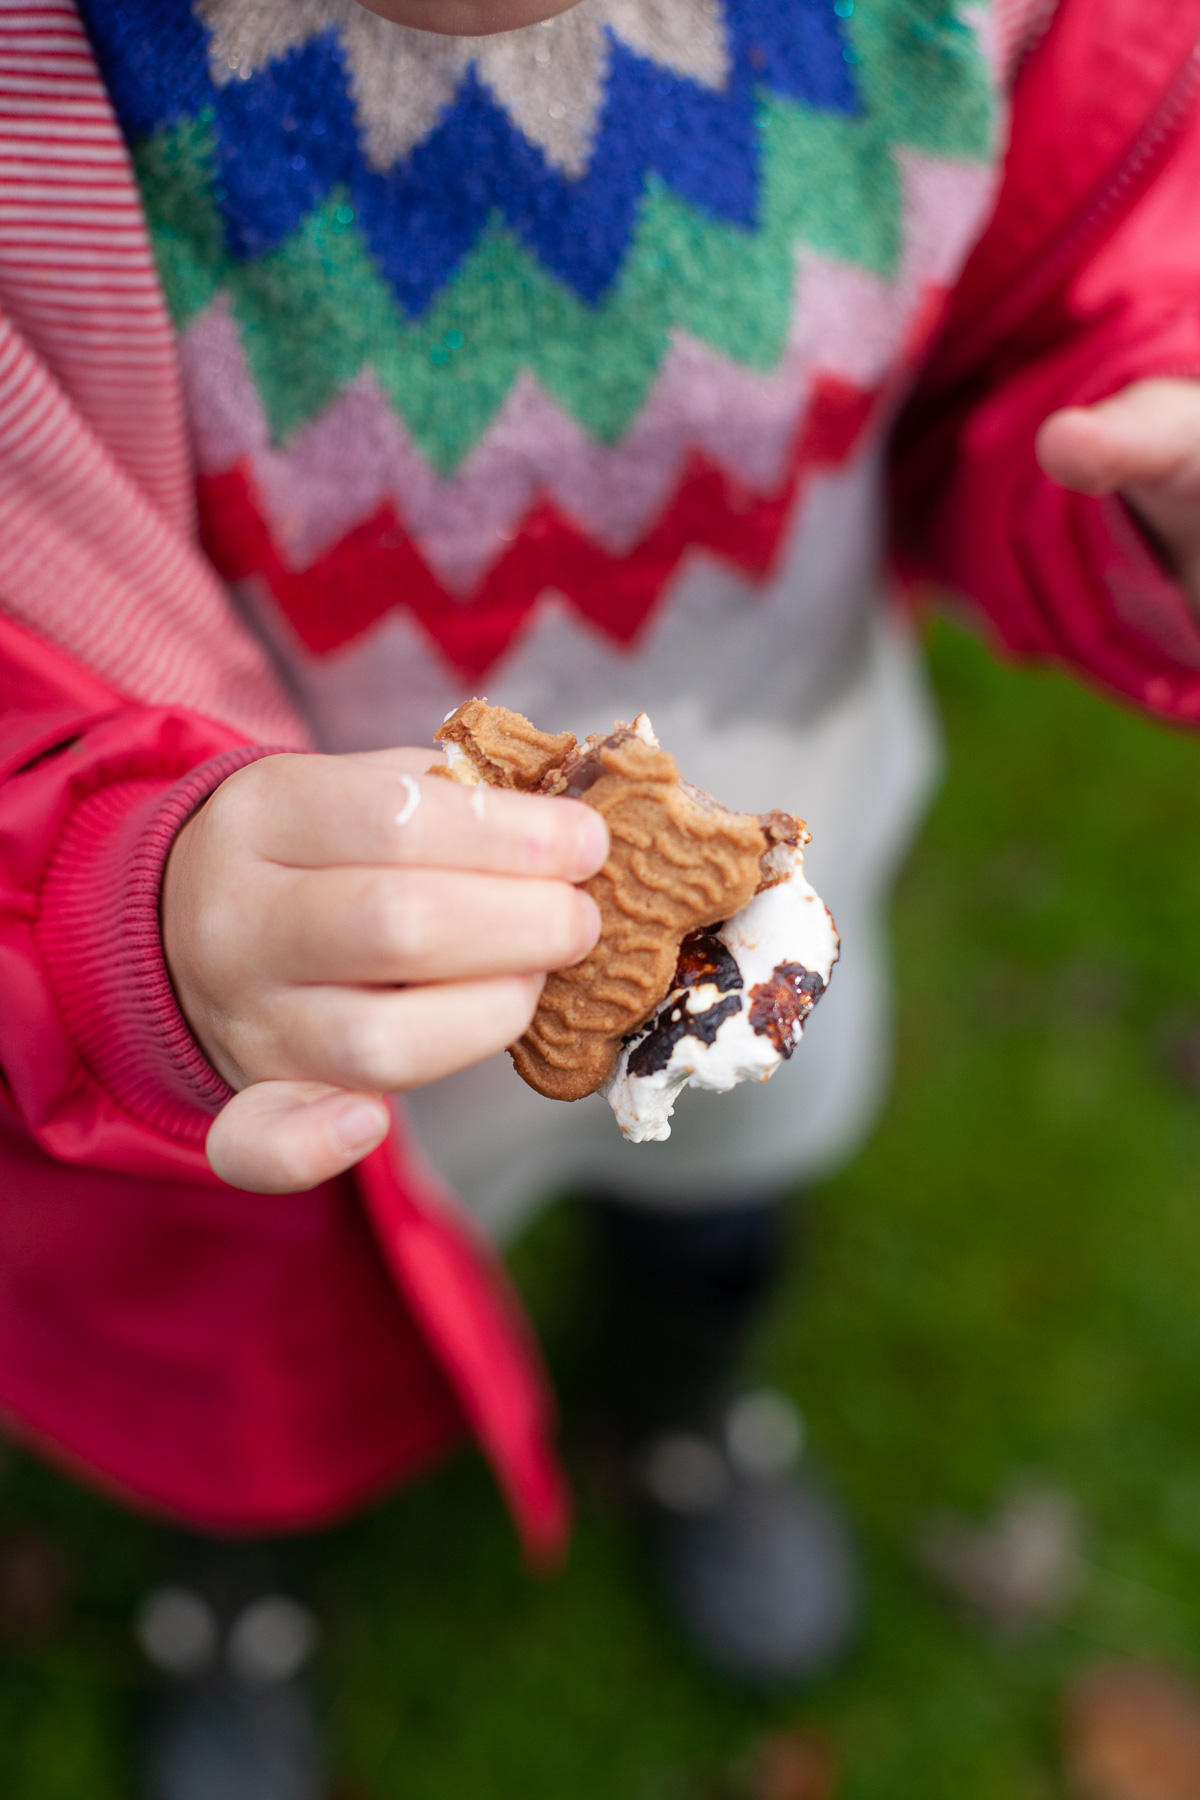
[{"x1": 135, "y1": 0, "x2": 994, "y2": 473}]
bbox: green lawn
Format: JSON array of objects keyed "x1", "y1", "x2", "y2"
[{"x1": 6, "y1": 617, "x2": 1200, "y2": 1797}]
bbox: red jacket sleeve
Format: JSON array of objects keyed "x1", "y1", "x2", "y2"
[
  {"x1": 892, "y1": 0, "x2": 1200, "y2": 724},
  {"x1": 0, "y1": 622, "x2": 570, "y2": 1560},
  {"x1": 0, "y1": 623, "x2": 283, "y2": 1180}
]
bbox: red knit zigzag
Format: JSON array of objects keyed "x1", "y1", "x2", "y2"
[{"x1": 199, "y1": 374, "x2": 876, "y2": 682}]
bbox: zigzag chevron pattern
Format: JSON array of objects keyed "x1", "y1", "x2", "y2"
[
  {"x1": 182, "y1": 152, "x2": 993, "y2": 592},
  {"x1": 78, "y1": 0, "x2": 1000, "y2": 683},
  {"x1": 230, "y1": 450, "x2": 893, "y2": 760},
  {"x1": 200, "y1": 368, "x2": 874, "y2": 674},
  {"x1": 78, "y1": 0, "x2": 862, "y2": 306},
  {"x1": 137, "y1": 84, "x2": 991, "y2": 471}
]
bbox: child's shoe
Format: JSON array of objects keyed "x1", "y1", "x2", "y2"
[
  {"x1": 136, "y1": 1574, "x2": 322, "y2": 1800},
  {"x1": 585, "y1": 1195, "x2": 862, "y2": 1684},
  {"x1": 635, "y1": 1389, "x2": 860, "y2": 1684}
]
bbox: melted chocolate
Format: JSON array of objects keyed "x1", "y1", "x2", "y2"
[
  {"x1": 748, "y1": 963, "x2": 826, "y2": 1058},
  {"x1": 554, "y1": 729, "x2": 626, "y2": 797},
  {"x1": 672, "y1": 929, "x2": 742, "y2": 994},
  {"x1": 758, "y1": 808, "x2": 803, "y2": 847},
  {"x1": 563, "y1": 756, "x2": 604, "y2": 797},
  {"x1": 627, "y1": 994, "x2": 743, "y2": 1078}
]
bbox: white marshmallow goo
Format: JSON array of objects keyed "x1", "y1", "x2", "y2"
[{"x1": 602, "y1": 840, "x2": 839, "y2": 1143}]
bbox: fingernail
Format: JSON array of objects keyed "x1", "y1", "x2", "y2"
[
  {"x1": 331, "y1": 1100, "x2": 387, "y2": 1156},
  {"x1": 573, "y1": 807, "x2": 609, "y2": 877}
]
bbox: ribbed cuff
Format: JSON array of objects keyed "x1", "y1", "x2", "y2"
[{"x1": 37, "y1": 746, "x2": 287, "y2": 1144}]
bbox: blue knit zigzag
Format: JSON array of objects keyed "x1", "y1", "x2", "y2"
[{"x1": 78, "y1": 0, "x2": 860, "y2": 311}]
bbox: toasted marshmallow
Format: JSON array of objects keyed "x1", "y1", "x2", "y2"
[{"x1": 602, "y1": 844, "x2": 839, "y2": 1143}]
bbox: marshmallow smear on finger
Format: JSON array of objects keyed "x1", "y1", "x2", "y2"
[{"x1": 432, "y1": 700, "x2": 838, "y2": 1142}]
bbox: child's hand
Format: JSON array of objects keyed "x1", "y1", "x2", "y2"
[
  {"x1": 162, "y1": 749, "x2": 609, "y2": 1194},
  {"x1": 1036, "y1": 378, "x2": 1200, "y2": 604}
]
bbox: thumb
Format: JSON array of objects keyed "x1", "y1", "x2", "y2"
[
  {"x1": 206, "y1": 1080, "x2": 390, "y2": 1192},
  {"x1": 1036, "y1": 378, "x2": 1200, "y2": 497}
]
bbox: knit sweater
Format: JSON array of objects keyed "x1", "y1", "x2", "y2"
[
  {"x1": 75, "y1": 0, "x2": 1010, "y2": 754},
  {"x1": 65, "y1": 0, "x2": 1022, "y2": 1224}
]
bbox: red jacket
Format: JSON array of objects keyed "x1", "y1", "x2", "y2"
[
  {"x1": 894, "y1": 1, "x2": 1200, "y2": 708},
  {"x1": 1, "y1": 0, "x2": 1198, "y2": 1547}
]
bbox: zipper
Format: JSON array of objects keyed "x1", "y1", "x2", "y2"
[{"x1": 925, "y1": 32, "x2": 1200, "y2": 395}]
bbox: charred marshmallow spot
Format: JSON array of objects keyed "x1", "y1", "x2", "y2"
[
  {"x1": 748, "y1": 963, "x2": 826, "y2": 1057},
  {"x1": 627, "y1": 992, "x2": 743, "y2": 1077},
  {"x1": 602, "y1": 840, "x2": 839, "y2": 1144},
  {"x1": 672, "y1": 928, "x2": 741, "y2": 994}
]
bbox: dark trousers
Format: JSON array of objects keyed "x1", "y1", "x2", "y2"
[{"x1": 584, "y1": 1192, "x2": 787, "y2": 1443}]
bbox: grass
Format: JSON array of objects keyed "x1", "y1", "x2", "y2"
[{"x1": 6, "y1": 616, "x2": 1200, "y2": 1795}]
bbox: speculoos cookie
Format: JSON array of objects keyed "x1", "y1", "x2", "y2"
[{"x1": 432, "y1": 701, "x2": 805, "y2": 1102}]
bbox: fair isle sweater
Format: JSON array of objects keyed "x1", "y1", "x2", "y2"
[
  {"x1": 67, "y1": 0, "x2": 1026, "y2": 1219},
  {"x1": 75, "y1": 0, "x2": 1009, "y2": 754}
]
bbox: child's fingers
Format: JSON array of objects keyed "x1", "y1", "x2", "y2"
[
  {"x1": 262, "y1": 865, "x2": 600, "y2": 984},
  {"x1": 206, "y1": 1081, "x2": 390, "y2": 1193},
  {"x1": 238, "y1": 974, "x2": 547, "y2": 1094},
  {"x1": 214, "y1": 754, "x2": 609, "y2": 880},
  {"x1": 1037, "y1": 378, "x2": 1200, "y2": 497}
]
